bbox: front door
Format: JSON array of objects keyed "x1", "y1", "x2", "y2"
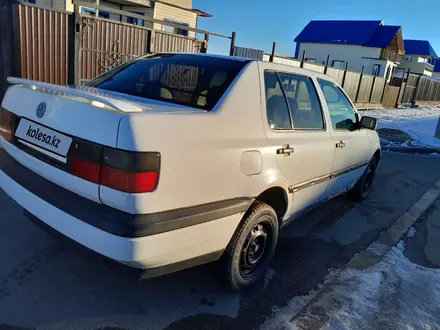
[
  {"x1": 317, "y1": 79, "x2": 372, "y2": 198},
  {"x1": 261, "y1": 69, "x2": 335, "y2": 218}
]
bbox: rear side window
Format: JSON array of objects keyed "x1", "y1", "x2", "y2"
[
  {"x1": 277, "y1": 73, "x2": 324, "y2": 130},
  {"x1": 88, "y1": 55, "x2": 247, "y2": 111},
  {"x1": 264, "y1": 71, "x2": 324, "y2": 130},
  {"x1": 264, "y1": 71, "x2": 292, "y2": 130}
]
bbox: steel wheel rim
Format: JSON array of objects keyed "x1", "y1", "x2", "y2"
[{"x1": 239, "y1": 220, "x2": 272, "y2": 279}]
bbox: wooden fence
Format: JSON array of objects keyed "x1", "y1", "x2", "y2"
[{"x1": 258, "y1": 53, "x2": 440, "y2": 108}]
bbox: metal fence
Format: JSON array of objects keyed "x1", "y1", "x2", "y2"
[
  {"x1": 154, "y1": 31, "x2": 205, "y2": 53},
  {"x1": 17, "y1": 4, "x2": 71, "y2": 85},
  {"x1": 0, "y1": 2, "x2": 233, "y2": 92}
]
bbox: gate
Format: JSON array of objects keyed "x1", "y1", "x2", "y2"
[
  {"x1": 78, "y1": 16, "x2": 152, "y2": 84},
  {"x1": 77, "y1": 15, "x2": 207, "y2": 84}
]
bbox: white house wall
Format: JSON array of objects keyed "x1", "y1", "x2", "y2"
[
  {"x1": 298, "y1": 43, "x2": 392, "y2": 77},
  {"x1": 160, "y1": 0, "x2": 192, "y2": 9},
  {"x1": 154, "y1": 2, "x2": 197, "y2": 38},
  {"x1": 398, "y1": 55, "x2": 433, "y2": 76}
]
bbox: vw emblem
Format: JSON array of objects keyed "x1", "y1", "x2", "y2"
[{"x1": 36, "y1": 102, "x2": 46, "y2": 119}]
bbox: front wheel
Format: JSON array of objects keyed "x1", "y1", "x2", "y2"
[
  {"x1": 348, "y1": 157, "x2": 378, "y2": 201},
  {"x1": 223, "y1": 202, "x2": 279, "y2": 291}
]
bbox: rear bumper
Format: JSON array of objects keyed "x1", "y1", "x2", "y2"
[{"x1": 0, "y1": 147, "x2": 250, "y2": 270}]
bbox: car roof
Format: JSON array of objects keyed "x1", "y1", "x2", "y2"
[
  {"x1": 150, "y1": 52, "x2": 251, "y2": 62},
  {"x1": 145, "y1": 53, "x2": 337, "y2": 84},
  {"x1": 255, "y1": 60, "x2": 336, "y2": 83}
]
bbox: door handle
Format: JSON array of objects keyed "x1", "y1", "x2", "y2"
[
  {"x1": 276, "y1": 144, "x2": 295, "y2": 156},
  {"x1": 335, "y1": 141, "x2": 346, "y2": 149}
]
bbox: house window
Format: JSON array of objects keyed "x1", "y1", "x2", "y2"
[
  {"x1": 27, "y1": 0, "x2": 36, "y2": 3},
  {"x1": 405, "y1": 56, "x2": 412, "y2": 62},
  {"x1": 81, "y1": 8, "x2": 110, "y2": 19},
  {"x1": 418, "y1": 57, "x2": 427, "y2": 63},
  {"x1": 372, "y1": 64, "x2": 381, "y2": 77},
  {"x1": 331, "y1": 60, "x2": 345, "y2": 69},
  {"x1": 385, "y1": 66, "x2": 392, "y2": 81},
  {"x1": 305, "y1": 58, "x2": 316, "y2": 63},
  {"x1": 127, "y1": 12, "x2": 144, "y2": 26},
  {"x1": 163, "y1": 18, "x2": 189, "y2": 37}
]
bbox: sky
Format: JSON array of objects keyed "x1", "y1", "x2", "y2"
[{"x1": 193, "y1": 0, "x2": 440, "y2": 57}]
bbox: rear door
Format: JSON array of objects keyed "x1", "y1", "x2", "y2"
[
  {"x1": 261, "y1": 68, "x2": 334, "y2": 217},
  {"x1": 317, "y1": 79, "x2": 371, "y2": 198}
]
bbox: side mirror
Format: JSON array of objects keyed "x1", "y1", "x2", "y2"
[{"x1": 359, "y1": 116, "x2": 377, "y2": 130}]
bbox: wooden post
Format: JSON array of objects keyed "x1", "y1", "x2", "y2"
[
  {"x1": 203, "y1": 33, "x2": 209, "y2": 53},
  {"x1": 229, "y1": 31, "x2": 236, "y2": 56},
  {"x1": 380, "y1": 81, "x2": 387, "y2": 103},
  {"x1": 411, "y1": 74, "x2": 422, "y2": 106},
  {"x1": 0, "y1": 0, "x2": 21, "y2": 98},
  {"x1": 341, "y1": 62, "x2": 349, "y2": 88},
  {"x1": 400, "y1": 69, "x2": 411, "y2": 105},
  {"x1": 300, "y1": 50, "x2": 306, "y2": 68},
  {"x1": 395, "y1": 68, "x2": 406, "y2": 108},
  {"x1": 355, "y1": 65, "x2": 364, "y2": 103},
  {"x1": 67, "y1": 11, "x2": 76, "y2": 85},
  {"x1": 324, "y1": 55, "x2": 330, "y2": 75},
  {"x1": 369, "y1": 75, "x2": 376, "y2": 103},
  {"x1": 269, "y1": 42, "x2": 276, "y2": 62},
  {"x1": 73, "y1": 3, "x2": 81, "y2": 85}
]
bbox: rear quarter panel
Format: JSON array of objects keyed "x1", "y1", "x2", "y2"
[{"x1": 109, "y1": 62, "x2": 291, "y2": 214}]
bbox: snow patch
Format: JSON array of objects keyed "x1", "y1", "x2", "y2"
[
  {"x1": 264, "y1": 267, "x2": 276, "y2": 290},
  {"x1": 407, "y1": 227, "x2": 417, "y2": 238},
  {"x1": 366, "y1": 107, "x2": 440, "y2": 148},
  {"x1": 264, "y1": 246, "x2": 440, "y2": 330}
]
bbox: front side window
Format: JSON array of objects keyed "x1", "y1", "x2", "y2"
[
  {"x1": 318, "y1": 79, "x2": 357, "y2": 130},
  {"x1": 88, "y1": 54, "x2": 247, "y2": 111},
  {"x1": 277, "y1": 73, "x2": 324, "y2": 130}
]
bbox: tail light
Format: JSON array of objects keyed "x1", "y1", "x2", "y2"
[
  {"x1": 101, "y1": 148, "x2": 160, "y2": 193},
  {"x1": 69, "y1": 139, "x2": 103, "y2": 184},
  {"x1": 68, "y1": 140, "x2": 160, "y2": 193},
  {"x1": 0, "y1": 107, "x2": 18, "y2": 142}
]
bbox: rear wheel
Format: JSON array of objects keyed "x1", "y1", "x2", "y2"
[
  {"x1": 348, "y1": 157, "x2": 378, "y2": 201},
  {"x1": 224, "y1": 202, "x2": 279, "y2": 291}
]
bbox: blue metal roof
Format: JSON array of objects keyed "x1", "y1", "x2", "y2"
[
  {"x1": 294, "y1": 20, "x2": 400, "y2": 48},
  {"x1": 404, "y1": 40, "x2": 438, "y2": 58},
  {"x1": 364, "y1": 25, "x2": 401, "y2": 48}
]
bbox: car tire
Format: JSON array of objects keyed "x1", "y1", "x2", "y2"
[
  {"x1": 348, "y1": 156, "x2": 378, "y2": 202},
  {"x1": 223, "y1": 201, "x2": 279, "y2": 291}
]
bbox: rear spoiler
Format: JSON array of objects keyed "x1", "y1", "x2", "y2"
[{"x1": 7, "y1": 77, "x2": 143, "y2": 113}]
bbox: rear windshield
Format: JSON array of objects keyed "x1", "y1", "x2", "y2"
[{"x1": 88, "y1": 54, "x2": 248, "y2": 111}]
